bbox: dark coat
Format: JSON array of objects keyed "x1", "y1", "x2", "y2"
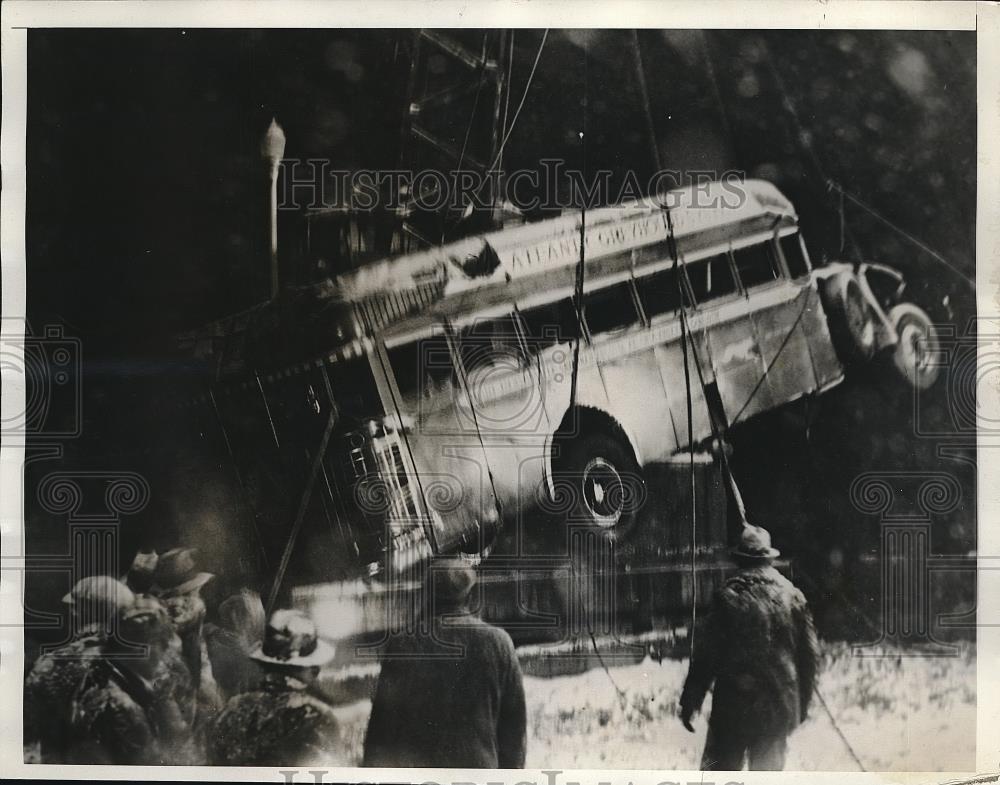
[
  {"x1": 363, "y1": 610, "x2": 527, "y2": 769},
  {"x1": 204, "y1": 623, "x2": 262, "y2": 700},
  {"x1": 25, "y1": 633, "x2": 194, "y2": 764},
  {"x1": 64, "y1": 655, "x2": 191, "y2": 765},
  {"x1": 209, "y1": 672, "x2": 344, "y2": 766},
  {"x1": 681, "y1": 564, "x2": 820, "y2": 738},
  {"x1": 24, "y1": 633, "x2": 102, "y2": 763}
]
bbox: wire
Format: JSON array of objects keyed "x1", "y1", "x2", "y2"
[
  {"x1": 700, "y1": 31, "x2": 735, "y2": 155},
  {"x1": 631, "y1": 30, "x2": 663, "y2": 173},
  {"x1": 761, "y1": 35, "x2": 973, "y2": 288},
  {"x1": 828, "y1": 180, "x2": 975, "y2": 289},
  {"x1": 445, "y1": 29, "x2": 549, "y2": 238},
  {"x1": 489, "y1": 29, "x2": 549, "y2": 177},
  {"x1": 726, "y1": 286, "x2": 814, "y2": 430},
  {"x1": 813, "y1": 683, "x2": 867, "y2": 771},
  {"x1": 444, "y1": 316, "x2": 504, "y2": 529},
  {"x1": 454, "y1": 39, "x2": 491, "y2": 177},
  {"x1": 663, "y1": 207, "x2": 699, "y2": 657}
]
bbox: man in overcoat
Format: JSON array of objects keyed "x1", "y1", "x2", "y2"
[
  {"x1": 680, "y1": 525, "x2": 820, "y2": 770},
  {"x1": 363, "y1": 557, "x2": 527, "y2": 768}
]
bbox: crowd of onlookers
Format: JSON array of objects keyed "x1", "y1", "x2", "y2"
[
  {"x1": 24, "y1": 525, "x2": 818, "y2": 771},
  {"x1": 24, "y1": 547, "x2": 351, "y2": 766},
  {"x1": 23, "y1": 549, "x2": 529, "y2": 768}
]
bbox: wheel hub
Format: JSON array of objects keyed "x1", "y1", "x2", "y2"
[{"x1": 581, "y1": 457, "x2": 625, "y2": 527}]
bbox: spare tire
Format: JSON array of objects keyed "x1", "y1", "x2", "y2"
[{"x1": 887, "y1": 303, "x2": 940, "y2": 390}]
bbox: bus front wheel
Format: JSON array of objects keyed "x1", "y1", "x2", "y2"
[
  {"x1": 554, "y1": 431, "x2": 645, "y2": 542},
  {"x1": 887, "y1": 303, "x2": 940, "y2": 390}
]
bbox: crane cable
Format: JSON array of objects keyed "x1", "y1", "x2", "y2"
[
  {"x1": 633, "y1": 28, "x2": 706, "y2": 656},
  {"x1": 760, "y1": 36, "x2": 973, "y2": 289},
  {"x1": 445, "y1": 29, "x2": 549, "y2": 239}
]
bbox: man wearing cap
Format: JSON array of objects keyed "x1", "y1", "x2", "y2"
[
  {"x1": 24, "y1": 576, "x2": 137, "y2": 763},
  {"x1": 363, "y1": 556, "x2": 527, "y2": 769},
  {"x1": 209, "y1": 609, "x2": 344, "y2": 766},
  {"x1": 679, "y1": 525, "x2": 820, "y2": 770},
  {"x1": 64, "y1": 596, "x2": 193, "y2": 764}
]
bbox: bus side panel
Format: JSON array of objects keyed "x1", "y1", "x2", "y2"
[
  {"x1": 403, "y1": 424, "x2": 497, "y2": 551},
  {"x1": 801, "y1": 284, "x2": 845, "y2": 388},
  {"x1": 708, "y1": 311, "x2": 776, "y2": 425},
  {"x1": 596, "y1": 342, "x2": 679, "y2": 464},
  {"x1": 651, "y1": 339, "x2": 715, "y2": 450},
  {"x1": 752, "y1": 285, "x2": 821, "y2": 407},
  {"x1": 539, "y1": 343, "x2": 612, "y2": 430}
]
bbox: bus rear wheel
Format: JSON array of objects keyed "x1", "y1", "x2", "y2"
[
  {"x1": 554, "y1": 431, "x2": 644, "y2": 542},
  {"x1": 887, "y1": 303, "x2": 940, "y2": 390}
]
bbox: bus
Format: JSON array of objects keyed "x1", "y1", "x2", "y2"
[{"x1": 176, "y1": 178, "x2": 939, "y2": 588}]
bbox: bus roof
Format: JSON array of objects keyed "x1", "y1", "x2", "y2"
[
  {"x1": 178, "y1": 179, "x2": 796, "y2": 378},
  {"x1": 331, "y1": 178, "x2": 794, "y2": 304}
]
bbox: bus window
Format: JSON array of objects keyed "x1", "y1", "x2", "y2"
[
  {"x1": 582, "y1": 281, "x2": 641, "y2": 337},
  {"x1": 686, "y1": 254, "x2": 737, "y2": 304},
  {"x1": 733, "y1": 242, "x2": 780, "y2": 290},
  {"x1": 386, "y1": 334, "x2": 454, "y2": 399},
  {"x1": 457, "y1": 314, "x2": 526, "y2": 376},
  {"x1": 635, "y1": 266, "x2": 682, "y2": 320},
  {"x1": 779, "y1": 233, "x2": 811, "y2": 279},
  {"x1": 519, "y1": 298, "x2": 576, "y2": 353}
]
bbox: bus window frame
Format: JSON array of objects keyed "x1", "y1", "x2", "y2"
[
  {"x1": 775, "y1": 229, "x2": 814, "y2": 281},
  {"x1": 728, "y1": 235, "x2": 787, "y2": 296},
  {"x1": 633, "y1": 261, "x2": 689, "y2": 328},
  {"x1": 514, "y1": 296, "x2": 576, "y2": 356},
  {"x1": 578, "y1": 277, "x2": 646, "y2": 343},
  {"x1": 681, "y1": 249, "x2": 743, "y2": 309}
]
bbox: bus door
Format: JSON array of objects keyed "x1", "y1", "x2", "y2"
[
  {"x1": 775, "y1": 230, "x2": 843, "y2": 390},
  {"x1": 450, "y1": 311, "x2": 549, "y2": 528},
  {"x1": 734, "y1": 237, "x2": 821, "y2": 413},
  {"x1": 632, "y1": 263, "x2": 714, "y2": 452},
  {"x1": 686, "y1": 250, "x2": 775, "y2": 428},
  {"x1": 254, "y1": 363, "x2": 369, "y2": 582}
]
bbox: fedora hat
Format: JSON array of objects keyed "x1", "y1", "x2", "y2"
[
  {"x1": 150, "y1": 547, "x2": 214, "y2": 598},
  {"x1": 120, "y1": 549, "x2": 158, "y2": 592},
  {"x1": 249, "y1": 609, "x2": 335, "y2": 668},
  {"x1": 731, "y1": 525, "x2": 781, "y2": 561}
]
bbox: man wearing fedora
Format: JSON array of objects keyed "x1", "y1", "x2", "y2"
[
  {"x1": 209, "y1": 609, "x2": 345, "y2": 766},
  {"x1": 151, "y1": 547, "x2": 224, "y2": 733},
  {"x1": 362, "y1": 556, "x2": 527, "y2": 769},
  {"x1": 679, "y1": 525, "x2": 820, "y2": 771}
]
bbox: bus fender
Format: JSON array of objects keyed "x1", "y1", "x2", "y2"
[{"x1": 815, "y1": 264, "x2": 897, "y2": 359}]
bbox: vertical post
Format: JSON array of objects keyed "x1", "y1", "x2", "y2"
[{"x1": 262, "y1": 118, "x2": 286, "y2": 300}]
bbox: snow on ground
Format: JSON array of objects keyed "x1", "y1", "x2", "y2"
[{"x1": 334, "y1": 641, "x2": 975, "y2": 771}]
